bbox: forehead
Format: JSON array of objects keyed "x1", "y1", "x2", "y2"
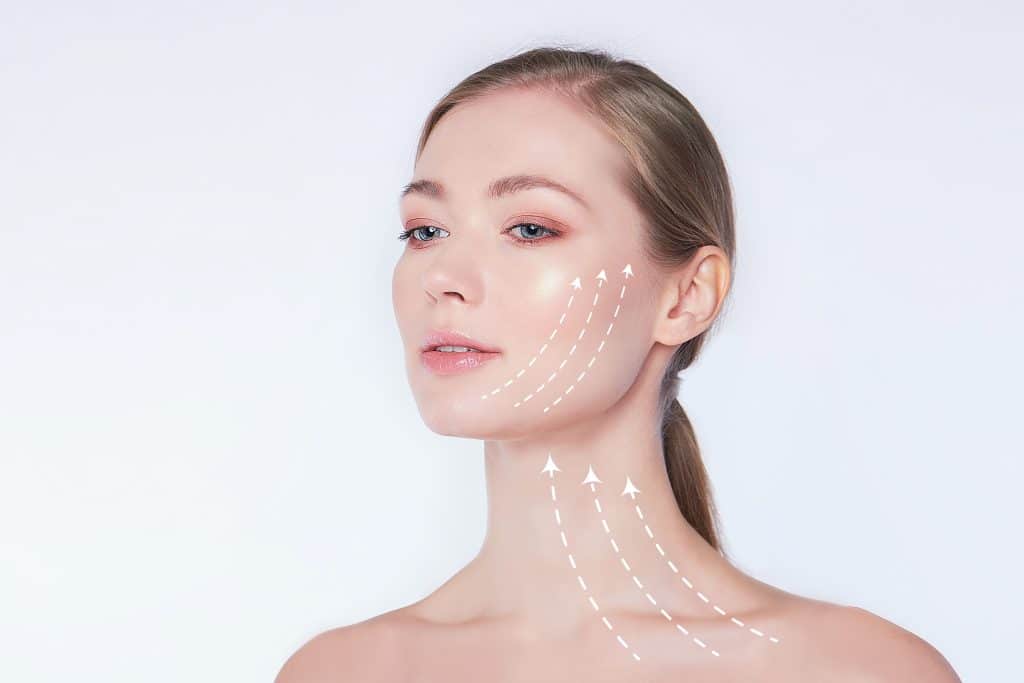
[{"x1": 411, "y1": 88, "x2": 631, "y2": 207}]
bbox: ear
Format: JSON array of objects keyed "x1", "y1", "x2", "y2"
[{"x1": 652, "y1": 246, "x2": 731, "y2": 346}]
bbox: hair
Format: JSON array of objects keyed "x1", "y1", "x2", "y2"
[{"x1": 412, "y1": 45, "x2": 736, "y2": 555}]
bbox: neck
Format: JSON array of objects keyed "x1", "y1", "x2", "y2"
[{"x1": 416, "y1": 347, "x2": 757, "y2": 640}]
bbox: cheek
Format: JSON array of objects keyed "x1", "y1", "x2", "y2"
[
  {"x1": 493, "y1": 256, "x2": 642, "y2": 412},
  {"x1": 503, "y1": 264, "x2": 578, "y2": 336},
  {"x1": 391, "y1": 256, "x2": 418, "y2": 343}
]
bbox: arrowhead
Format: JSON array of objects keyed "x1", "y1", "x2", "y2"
[
  {"x1": 581, "y1": 464, "x2": 603, "y2": 486},
  {"x1": 622, "y1": 264, "x2": 633, "y2": 278},
  {"x1": 540, "y1": 452, "x2": 561, "y2": 477},
  {"x1": 621, "y1": 476, "x2": 641, "y2": 498},
  {"x1": 570, "y1": 276, "x2": 582, "y2": 290},
  {"x1": 596, "y1": 269, "x2": 608, "y2": 281}
]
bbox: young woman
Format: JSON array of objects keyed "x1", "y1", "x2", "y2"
[{"x1": 277, "y1": 46, "x2": 960, "y2": 682}]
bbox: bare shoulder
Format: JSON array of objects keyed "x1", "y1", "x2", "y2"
[
  {"x1": 806, "y1": 602, "x2": 961, "y2": 682},
  {"x1": 274, "y1": 610, "x2": 407, "y2": 683}
]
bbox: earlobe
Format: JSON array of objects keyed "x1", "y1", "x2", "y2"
[{"x1": 653, "y1": 247, "x2": 730, "y2": 347}]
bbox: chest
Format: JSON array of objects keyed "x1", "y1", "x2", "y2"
[{"x1": 391, "y1": 633, "x2": 768, "y2": 683}]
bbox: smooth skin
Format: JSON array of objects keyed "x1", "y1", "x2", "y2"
[{"x1": 276, "y1": 87, "x2": 960, "y2": 682}]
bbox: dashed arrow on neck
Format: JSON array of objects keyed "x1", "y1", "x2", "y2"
[
  {"x1": 622, "y1": 476, "x2": 641, "y2": 499},
  {"x1": 582, "y1": 464, "x2": 603, "y2": 491},
  {"x1": 541, "y1": 452, "x2": 561, "y2": 478}
]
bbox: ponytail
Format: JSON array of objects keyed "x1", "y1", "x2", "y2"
[{"x1": 660, "y1": 367, "x2": 724, "y2": 555}]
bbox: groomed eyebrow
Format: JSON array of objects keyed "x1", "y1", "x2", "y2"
[{"x1": 399, "y1": 173, "x2": 590, "y2": 211}]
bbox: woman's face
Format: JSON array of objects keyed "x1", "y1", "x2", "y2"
[{"x1": 393, "y1": 87, "x2": 661, "y2": 438}]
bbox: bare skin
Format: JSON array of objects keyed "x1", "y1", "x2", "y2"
[{"x1": 276, "y1": 87, "x2": 960, "y2": 682}]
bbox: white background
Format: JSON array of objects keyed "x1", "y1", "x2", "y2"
[{"x1": 2, "y1": 2, "x2": 1020, "y2": 680}]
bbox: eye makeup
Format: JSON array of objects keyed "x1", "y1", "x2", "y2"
[{"x1": 397, "y1": 219, "x2": 564, "y2": 248}]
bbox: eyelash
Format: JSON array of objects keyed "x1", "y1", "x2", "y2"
[{"x1": 397, "y1": 221, "x2": 561, "y2": 248}]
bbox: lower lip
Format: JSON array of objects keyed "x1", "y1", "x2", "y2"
[{"x1": 420, "y1": 349, "x2": 502, "y2": 375}]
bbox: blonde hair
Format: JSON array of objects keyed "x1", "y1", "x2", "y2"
[{"x1": 414, "y1": 45, "x2": 736, "y2": 553}]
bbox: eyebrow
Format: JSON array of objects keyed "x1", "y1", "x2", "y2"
[{"x1": 399, "y1": 173, "x2": 590, "y2": 211}]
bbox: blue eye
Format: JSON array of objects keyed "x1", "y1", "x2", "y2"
[
  {"x1": 397, "y1": 226, "x2": 449, "y2": 245},
  {"x1": 508, "y1": 222, "x2": 558, "y2": 243},
  {"x1": 397, "y1": 221, "x2": 561, "y2": 248}
]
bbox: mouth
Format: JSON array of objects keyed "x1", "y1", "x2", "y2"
[{"x1": 420, "y1": 329, "x2": 502, "y2": 375}]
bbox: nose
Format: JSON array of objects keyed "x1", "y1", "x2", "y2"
[{"x1": 421, "y1": 246, "x2": 482, "y2": 306}]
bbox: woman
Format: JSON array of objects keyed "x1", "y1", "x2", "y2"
[{"x1": 277, "y1": 46, "x2": 960, "y2": 682}]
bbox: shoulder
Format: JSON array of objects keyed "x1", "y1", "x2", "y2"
[
  {"x1": 274, "y1": 612, "x2": 405, "y2": 683},
  {"x1": 808, "y1": 603, "x2": 961, "y2": 682}
]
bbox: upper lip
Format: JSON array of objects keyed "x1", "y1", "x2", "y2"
[{"x1": 420, "y1": 329, "x2": 501, "y2": 353}]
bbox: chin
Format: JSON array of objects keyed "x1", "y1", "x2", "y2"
[
  {"x1": 413, "y1": 397, "x2": 521, "y2": 440},
  {"x1": 419, "y1": 410, "x2": 495, "y2": 439}
]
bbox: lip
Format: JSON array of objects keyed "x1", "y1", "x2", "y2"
[
  {"x1": 420, "y1": 329, "x2": 501, "y2": 353},
  {"x1": 420, "y1": 329, "x2": 502, "y2": 376}
]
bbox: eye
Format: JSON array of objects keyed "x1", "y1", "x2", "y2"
[
  {"x1": 505, "y1": 221, "x2": 560, "y2": 245},
  {"x1": 397, "y1": 226, "x2": 449, "y2": 245},
  {"x1": 397, "y1": 221, "x2": 561, "y2": 248}
]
